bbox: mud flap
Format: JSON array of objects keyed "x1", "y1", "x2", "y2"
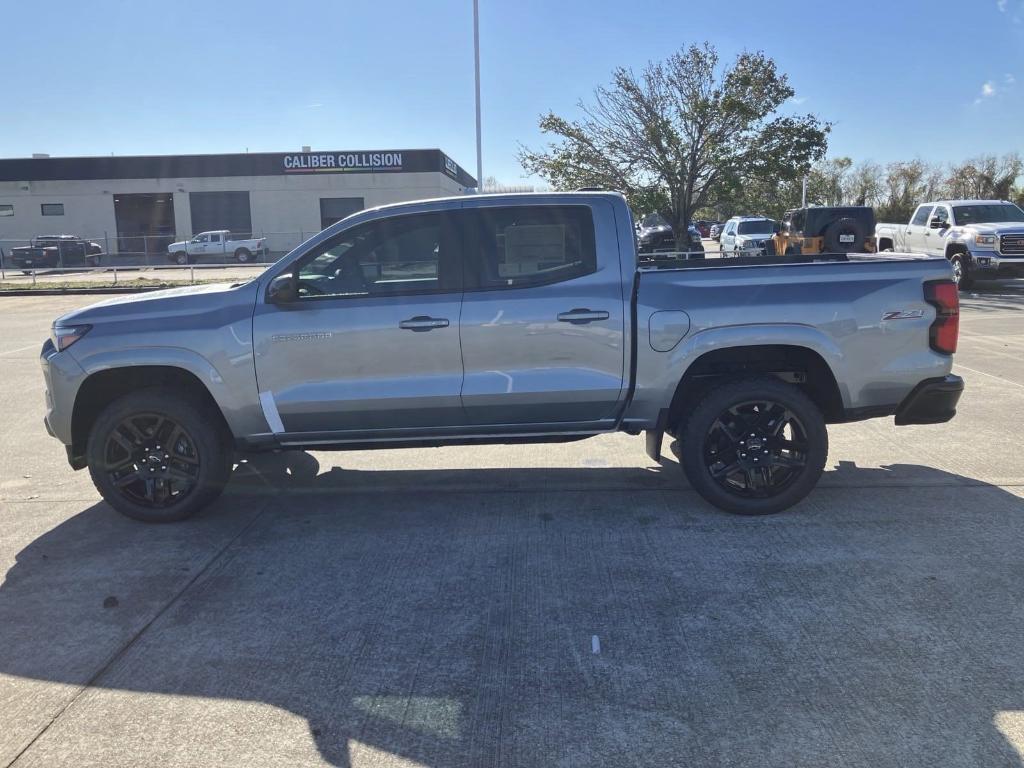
[{"x1": 645, "y1": 430, "x2": 663, "y2": 462}]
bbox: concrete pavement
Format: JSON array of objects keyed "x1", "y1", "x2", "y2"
[{"x1": 1, "y1": 281, "x2": 1024, "y2": 767}]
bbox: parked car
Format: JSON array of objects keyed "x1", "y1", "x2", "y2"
[
  {"x1": 8, "y1": 235, "x2": 103, "y2": 272},
  {"x1": 709, "y1": 222, "x2": 724, "y2": 241},
  {"x1": 41, "y1": 192, "x2": 963, "y2": 523},
  {"x1": 769, "y1": 206, "x2": 876, "y2": 256},
  {"x1": 167, "y1": 230, "x2": 268, "y2": 264},
  {"x1": 694, "y1": 220, "x2": 715, "y2": 238},
  {"x1": 876, "y1": 199, "x2": 1024, "y2": 289},
  {"x1": 636, "y1": 213, "x2": 704, "y2": 255},
  {"x1": 719, "y1": 217, "x2": 778, "y2": 256}
]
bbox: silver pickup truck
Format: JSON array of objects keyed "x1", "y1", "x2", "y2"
[
  {"x1": 40, "y1": 192, "x2": 964, "y2": 522},
  {"x1": 876, "y1": 199, "x2": 1024, "y2": 288}
]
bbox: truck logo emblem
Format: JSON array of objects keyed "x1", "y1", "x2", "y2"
[{"x1": 882, "y1": 310, "x2": 924, "y2": 321}]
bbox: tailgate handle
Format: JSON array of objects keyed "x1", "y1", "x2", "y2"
[
  {"x1": 557, "y1": 308, "x2": 610, "y2": 324},
  {"x1": 399, "y1": 315, "x2": 449, "y2": 332}
]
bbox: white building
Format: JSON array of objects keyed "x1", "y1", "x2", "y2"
[{"x1": 0, "y1": 149, "x2": 476, "y2": 257}]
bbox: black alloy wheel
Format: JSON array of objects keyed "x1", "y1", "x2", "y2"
[
  {"x1": 703, "y1": 400, "x2": 808, "y2": 499},
  {"x1": 103, "y1": 412, "x2": 200, "y2": 508},
  {"x1": 679, "y1": 376, "x2": 828, "y2": 515},
  {"x1": 87, "y1": 388, "x2": 232, "y2": 522}
]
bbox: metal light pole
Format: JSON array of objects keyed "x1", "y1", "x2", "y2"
[{"x1": 473, "y1": 0, "x2": 483, "y2": 190}]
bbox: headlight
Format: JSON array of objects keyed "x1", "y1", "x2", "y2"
[
  {"x1": 50, "y1": 324, "x2": 91, "y2": 351},
  {"x1": 975, "y1": 234, "x2": 997, "y2": 247}
]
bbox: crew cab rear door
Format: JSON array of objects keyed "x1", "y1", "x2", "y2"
[
  {"x1": 252, "y1": 210, "x2": 465, "y2": 434},
  {"x1": 457, "y1": 200, "x2": 626, "y2": 426}
]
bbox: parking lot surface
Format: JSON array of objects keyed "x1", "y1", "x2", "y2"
[{"x1": 2, "y1": 280, "x2": 1024, "y2": 767}]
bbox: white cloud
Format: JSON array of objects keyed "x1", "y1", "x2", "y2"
[
  {"x1": 305, "y1": 103, "x2": 324, "y2": 108},
  {"x1": 982, "y1": 81, "x2": 997, "y2": 97},
  {"x1": 997, "y1": 0, "x2": 1008, "y2": 11},
  {"x1": 789, "y1": 96, "x2": 808, "y2": 105},
  {"x1": 1006, "y1": 73, "x2": 1017, "y2": 85}
]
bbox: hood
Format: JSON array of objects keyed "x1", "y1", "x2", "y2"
[
  {"x1": 960, "y1": 222, "x2": 1024, "y2": 235},
  {"x1": 56, "y1": 281, "x2": 256, "y2": 326}
]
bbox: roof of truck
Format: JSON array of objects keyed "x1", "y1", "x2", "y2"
[{"x1": 929, "y1": 199, "x2": 1011, "y2": 206}]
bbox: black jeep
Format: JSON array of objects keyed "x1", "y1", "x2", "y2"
[
  {"x1": 769, "y1": 206, "x2": 876, "y2": 256},
  {"x1": 7, "y1": 235, "x2": 103, "y2": 272}
]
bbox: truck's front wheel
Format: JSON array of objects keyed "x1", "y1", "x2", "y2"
[
  {"x1": 86, "y1": 388, "x2": 233, "y2": 522},
  {"x1": 678, "y1": 377, "x2": 827, "y2": 515}
]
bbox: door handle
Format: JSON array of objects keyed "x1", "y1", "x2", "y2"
[
  {"x1": 557, "y1": 308, "x2": 610, "y2": 324},
  {"x1": 399, "y1": 315, "x2": 449, "y2": 331}
]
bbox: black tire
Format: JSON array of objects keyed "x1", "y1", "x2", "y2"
[
  {"x1": 235, "y1": 248, "x2": 252, "y2": 263},
  {"x1": 678, "y1": 376, "x2": 828, "y2": 515},
  {"x1": 822, "y1": 217, "x2": 866, "y2": 253},
  {"x1": 763, "y1": 238, "x2": 778, "y2": 256},
  {"x1": 173, "y1": 251, "x2": 189, "y2": 265},
  {"x1": 87, "y1": 256, "x2": 100, "y2": 268},
  {"x1": 86, "y1": 388, "x2": 233, "y2": 522},
  {"x1": 950, "y1": 252, "x2": 973, "y2": 290}
]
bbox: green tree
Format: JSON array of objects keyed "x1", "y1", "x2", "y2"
[{"x1": 519, "y1": 43, "x2": 829, "y2": 249}]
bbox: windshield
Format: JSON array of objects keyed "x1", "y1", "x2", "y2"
[
  {"x1": 953, "y1": 204, "x2": 1024, "y2": 225},
  {"x1": 737, "y1": 219, "x2": 773, "y2": 235},
  {"x1": 640, "y1": 212, "x2": 669, "y2": 228}
]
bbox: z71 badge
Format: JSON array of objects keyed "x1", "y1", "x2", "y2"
[{"x1": 882, "y1": 309, "x2": 925, "y2": 321}]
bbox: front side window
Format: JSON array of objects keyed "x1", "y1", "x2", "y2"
[
  {"x1": 466, "y1": 205, "x2": 596, "y2": 289},
  {"x1": 294, "y1": 212, "x2": 449, "y2": 299},
  {"x1": 911, "y1": 206, "x2": 933, "y2": 226},
  {"x1": 41, "y1": 203, "x2": 64, "y2": 216},
  {"x1": 931, "y1": 206, "x2": 950, "y2": 226},
  {"x1": 0, "y1": 204, "x2": 12, "y2": 217}
]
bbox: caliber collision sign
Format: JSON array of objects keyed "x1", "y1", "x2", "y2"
[{"x1": 283, "y1": 152, "x2": 403, "y2": 173}]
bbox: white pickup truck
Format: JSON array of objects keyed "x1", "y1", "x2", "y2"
[
  {"x1": 167, "y1": 230, "x2": 267, "y2": 265},
  {"x1": 876, "y1": 199, "x2": 1024, "y2": 289}
]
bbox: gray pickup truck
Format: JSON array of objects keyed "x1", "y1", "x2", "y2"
[{"x1": 41, "y1": 192, "x2": 964, "y2": 522}]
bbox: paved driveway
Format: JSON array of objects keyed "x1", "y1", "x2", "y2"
[{"x1": 2, "y1": 281, "x2": 1023, "y2": 767}]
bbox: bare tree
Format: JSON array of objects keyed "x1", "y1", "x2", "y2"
[{"x1": 519, "y1": 43, "x2": 829, "y2": 249}]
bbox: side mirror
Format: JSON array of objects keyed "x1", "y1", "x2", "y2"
[
  {"x1": 929, "y1": 219, "x2": 947, "y2": 229},
  {"x1": 267, "y1": 273, "x2": 298, "y2": 304}
]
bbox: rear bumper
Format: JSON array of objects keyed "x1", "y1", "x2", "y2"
[{"x1": 894, "y1": 375, "x2": 964, "y2": 426}]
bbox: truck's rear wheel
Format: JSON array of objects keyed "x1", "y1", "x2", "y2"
[
  {"x1": 235, "y1": 248, "x2": 252, "y2": 263},
  {"x1": 86, "y1": 388, "x2": 233, "y2": 522},
  {"x1": 678, "y1": 377, "x2": 828, "y2": 515},
  {"x1": 173, "y1": 251, "x2": 188, "y2": 265}
]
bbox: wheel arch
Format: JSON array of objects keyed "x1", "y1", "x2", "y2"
[
  {"x1": 70, "y1": 364, "x2": 231, "y2": 467},
  {"x1": 664, "y1": 343, "x2": 845, "y2": 432}
]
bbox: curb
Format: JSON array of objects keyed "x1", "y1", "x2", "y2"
[{"x1": 0, "y1": 287, "x2": 176, "y2": 297}]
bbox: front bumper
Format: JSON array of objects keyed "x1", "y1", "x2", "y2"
[
  {"x1": 969, "y1": 250, "x2": 1024, "y2": 278},
  {"x1": 894, "y1": 375, "x2": 964, "y2": 426}
]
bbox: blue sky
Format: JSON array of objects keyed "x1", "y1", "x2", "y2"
[{"x1": 4, "y1": 0, "x2": 1022, "y2": 184}]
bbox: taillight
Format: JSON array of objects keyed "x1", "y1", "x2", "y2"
[{"x1": 924, "y1": 280, "x2": 959, "y2": 355}]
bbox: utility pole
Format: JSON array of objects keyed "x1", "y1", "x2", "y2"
[{"x1": 473, "y1": 0, "x2": 483, "y2": 190}]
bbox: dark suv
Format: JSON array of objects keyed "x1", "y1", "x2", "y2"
[
  {"x1": 8, "y1": 235, "x2": 103, "y2": 271},
  {"x1": 636, "y1": 213, "x2": 705, "y2": 256},
  {"x1": 769, "y1": 206, "x2": 876, "y2": 256}
]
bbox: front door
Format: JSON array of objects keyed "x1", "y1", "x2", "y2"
[
  {"x1": 457, "y1": 201, "x2": 626, "y2": 426},
  {"x1": 905, "y1": 205, "x2": 933, "y2": 253},
  {"x1": 252, "y1": 210, "x2": 465, "y2": 434}
]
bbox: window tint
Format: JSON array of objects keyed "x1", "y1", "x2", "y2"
[
  {"x1": 41, "y1": 203, "x2": 64, "y2": 216},
  {"x1": 295, "y1": 212, "x2": 448, "y2": 299},
  {"x1": 0, "y1": 204, "x2": 12, "y2": 217},
  {"x1": 911, "y1": 206, "x2": 932, "y2": 226},
  {"x1": 737, "y1": 219, "x2": 773, "y2": 235},
  {"x1": 467, "y1": 205, "x2": 596, "y2": 289},
  {"x1": 931, "y1": 206, "x2": 949, "y2": 225}
]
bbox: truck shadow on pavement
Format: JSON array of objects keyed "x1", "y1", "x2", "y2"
[{"x1": 2, "y1": 455, "x2": 1024, "y2": 767}]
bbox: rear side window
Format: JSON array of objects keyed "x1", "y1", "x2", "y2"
[
  {"x1": 911, "y1": 206, "x2": 933, "y2": 226},
  {"x1": 465, "y1": 205, "x2": 596, "y2": 289},
  {"x1": 41, "y1": 203, "x2": 64, "y2": 216},
  {"x1": 0, "y1": 204, "x2": 12, "y2": 217}
]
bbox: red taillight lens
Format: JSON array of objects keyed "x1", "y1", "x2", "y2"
[{"x1": 924, "y1": 280, "x2": 959, "y2": 355}]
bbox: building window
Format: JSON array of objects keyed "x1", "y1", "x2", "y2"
[
  {"x1": 41, "y1": 203, "x2": 64, "y2": 216},
  {"x1": 0, "y1": 204, "x2": 12, "y2": 217}
]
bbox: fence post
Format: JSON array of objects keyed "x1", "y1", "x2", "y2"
[
  {"x1": 143, "y1": 234, "x2": 149, "y2": 267},
  {"x1": 104, "y1": 231, "x2": 110, "y2": 258},
  {"x1": 32, "y1": 269, "x2": 37, "y2": 287},
  {"x1": 113, "y1": 267, "x2": 118, "y2": 286},
  {"x1": 190, "y1": 266, "x2": 195, "y2": 284}
]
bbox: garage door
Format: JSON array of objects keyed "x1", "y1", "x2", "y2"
[
  {"x1": 320, "y1": 197, "x2": 364, "y2": 230},
  {"x1": 189, "y1": 191, "x2": 252, "y2": 237}
]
